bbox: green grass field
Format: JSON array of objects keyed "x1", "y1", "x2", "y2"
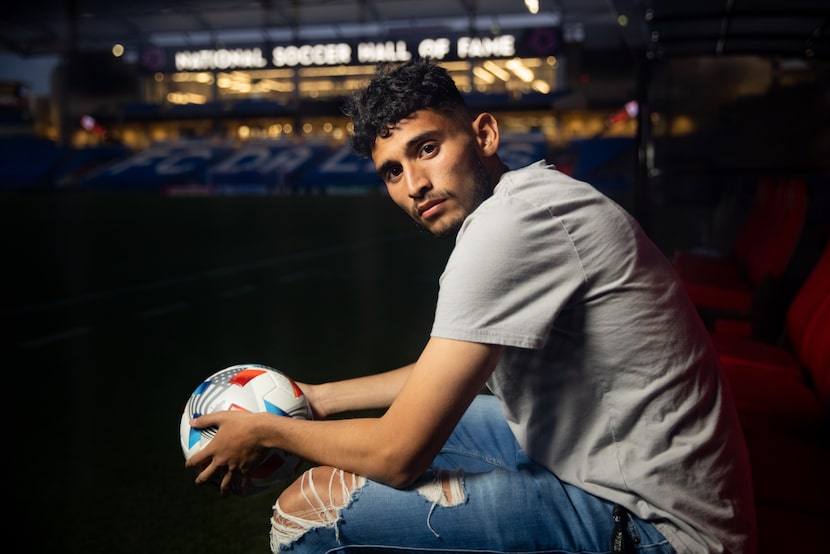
[{"x1": 4, "y1": 191, "x2": 454, "y2": 553}]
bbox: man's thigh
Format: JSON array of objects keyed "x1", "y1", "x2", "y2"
[
  {"x1": 272, "y1": 395, "x2": 672, "y2": 553},
  {"x1": 278, "y1": 461, "x2": 671, "y2": 553}
]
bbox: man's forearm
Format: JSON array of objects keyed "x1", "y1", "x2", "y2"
[{"x1": 303, "y1": 364, "x2": 414, "y2": 418}]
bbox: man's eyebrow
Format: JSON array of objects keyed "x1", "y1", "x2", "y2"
[{"x1": 404, "y1": 130, "x2": 440, "y2": 151}]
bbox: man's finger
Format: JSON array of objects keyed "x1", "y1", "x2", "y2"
[
  {"x1": 219, "y1": 466, "x2": 237, "y2": 496},
  {"x1": 190, "y1": 413, "x2": 220, "y2": 429}
]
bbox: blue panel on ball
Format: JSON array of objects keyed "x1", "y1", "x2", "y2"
[
  {"x1": 188, "y1": 426, "x2": 202, "y2": 448},
  {"x1": 263, "y1": 399, "x2": 289, "y2": 417}
]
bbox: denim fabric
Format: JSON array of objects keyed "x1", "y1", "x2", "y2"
[{"x1": 276, "y1": 395, "x2": 675, "y2": 554}]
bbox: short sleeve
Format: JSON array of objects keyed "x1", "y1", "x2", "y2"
[{"x1": 431, "y1": 193, "x2": 586, "y2": 349}]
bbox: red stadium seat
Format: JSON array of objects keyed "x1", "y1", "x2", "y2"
[
  {"x1": 718, "y1": 273, "x2": 830, "y2": 530},
  {"x1": 799, "y1": 295, "x2": 830, "y2": 404},
  {"x1": 711, "y1": 237, "x2": 830, "y2": 538},
  {"x1": 717, "y1": 251, "x2": 830, "y2": 437},
  {"x1": 674, "y1": 178, "x2": 777, "y2": 281},
  {"x1": 710, "y1": 240, "x2": 830, "y2": 378},
  {"x1": 676, "y1": 178, "x2": 809, "y2": 315}
]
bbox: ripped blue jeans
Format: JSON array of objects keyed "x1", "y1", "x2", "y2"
[{"x1": 271, "y1": 395, "x2": 674, "y2": 553}]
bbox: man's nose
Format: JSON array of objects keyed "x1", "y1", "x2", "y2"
[{"x1": 406, "y1": 168, "x2": 431, "y2": 198}]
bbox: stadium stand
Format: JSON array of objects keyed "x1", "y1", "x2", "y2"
[
  {"x1": 0, "y1": 135, "x2": 68, "y2": 189},
  {"x1": 4, "y1": 130, "x2": 552, "y2": 196}
]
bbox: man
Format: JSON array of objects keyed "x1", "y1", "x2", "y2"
[{"x1": 188, "y1": 59, "x2": 757, "y2": 553}]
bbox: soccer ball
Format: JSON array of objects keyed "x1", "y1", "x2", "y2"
[{"x1": 180, "y1": 364, "x2": 311, "y2": 494}]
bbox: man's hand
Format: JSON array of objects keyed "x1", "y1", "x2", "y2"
[
  {"x1": 294, "y1": 382, "x2": 328, "y2": 420},
  {"x1": 185, "y1": 410, "x2": 272, "y2": 495}
]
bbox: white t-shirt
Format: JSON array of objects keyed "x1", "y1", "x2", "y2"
[{"x1": 431, "y1": 161, "x2": 756, "y2": 553}]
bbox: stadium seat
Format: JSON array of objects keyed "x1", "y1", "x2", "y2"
[
  {"x1": 676, "y1": 178, "x2": 809, "y2": 316},
  {"x1": 720, "y1": 285, "x2": 830, "y2": 438},
  {"x1": 710, "y1": 239, "x2": 830, "y2": 377},
  {"x1": 799, "y1": 296, "x2": 830, "y2": 404},
  {"x1": 674, "y1": 178, "x2": 777, "y2": 281},
  {"x1": 720, "y1": 289, "x2": 830, "y2": 526},
  {"x1": 709, "y1": 232, "x2": 830, "y2": 546}
]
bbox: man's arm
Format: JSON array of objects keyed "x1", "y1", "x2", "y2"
[
  {"x1": 299, "y1": 364, "x2": 415, "y2": 419},
  {"x1": 187, "y1": 337, "x2": 504, "y2": 491}
]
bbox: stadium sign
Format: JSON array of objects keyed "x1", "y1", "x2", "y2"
[
  {"x1": 175, "y1": 48, "x2": 270, "y2": 71},
  {"x1": 144, "y1": 27, "x2": 560, "y2": 72}
]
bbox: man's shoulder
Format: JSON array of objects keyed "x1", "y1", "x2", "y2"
[{"x1": 496, "y1": 160, "x2": 599, "y2": 201}]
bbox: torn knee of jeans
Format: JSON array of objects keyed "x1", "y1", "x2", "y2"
[{"x1": 270, "y1": 467, "x2": 366, "y2": 552}]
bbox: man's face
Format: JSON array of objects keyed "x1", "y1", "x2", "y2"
[{"x1": 371, "y1": 110, "x2": 492, "y2": 238}]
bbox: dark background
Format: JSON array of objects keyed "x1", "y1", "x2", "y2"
[{"x1": 5, "y1": 192, "x2": 453, "y2": 553}]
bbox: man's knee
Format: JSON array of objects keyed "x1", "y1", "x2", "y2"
[
  {"x1": 275, "y1": 466, "x2": 365, "y2": 520},
  {"x1": 270, "y1": 466, "x2": 366, "y2": 552}
]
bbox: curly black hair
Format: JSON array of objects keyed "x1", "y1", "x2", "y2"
[{"x1": 342, "y1": 58, "x2": 472, "y2": 158}]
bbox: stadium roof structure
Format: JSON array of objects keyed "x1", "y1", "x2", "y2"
[{"x1": 1, "y1": 0, "x2": 827, "y2": 60}]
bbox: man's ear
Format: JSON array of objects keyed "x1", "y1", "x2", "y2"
[{"x1": 472, "y1": 112, "x2": 500, "y2": 157}]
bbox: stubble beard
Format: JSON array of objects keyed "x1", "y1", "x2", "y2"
[{"x1": 423, "y1": 157, "x2": 493, "y2": 240}]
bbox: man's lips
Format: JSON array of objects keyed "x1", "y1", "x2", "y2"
[{"x1": 417, "y1": 198, "x2": 446, "y2": 218}]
